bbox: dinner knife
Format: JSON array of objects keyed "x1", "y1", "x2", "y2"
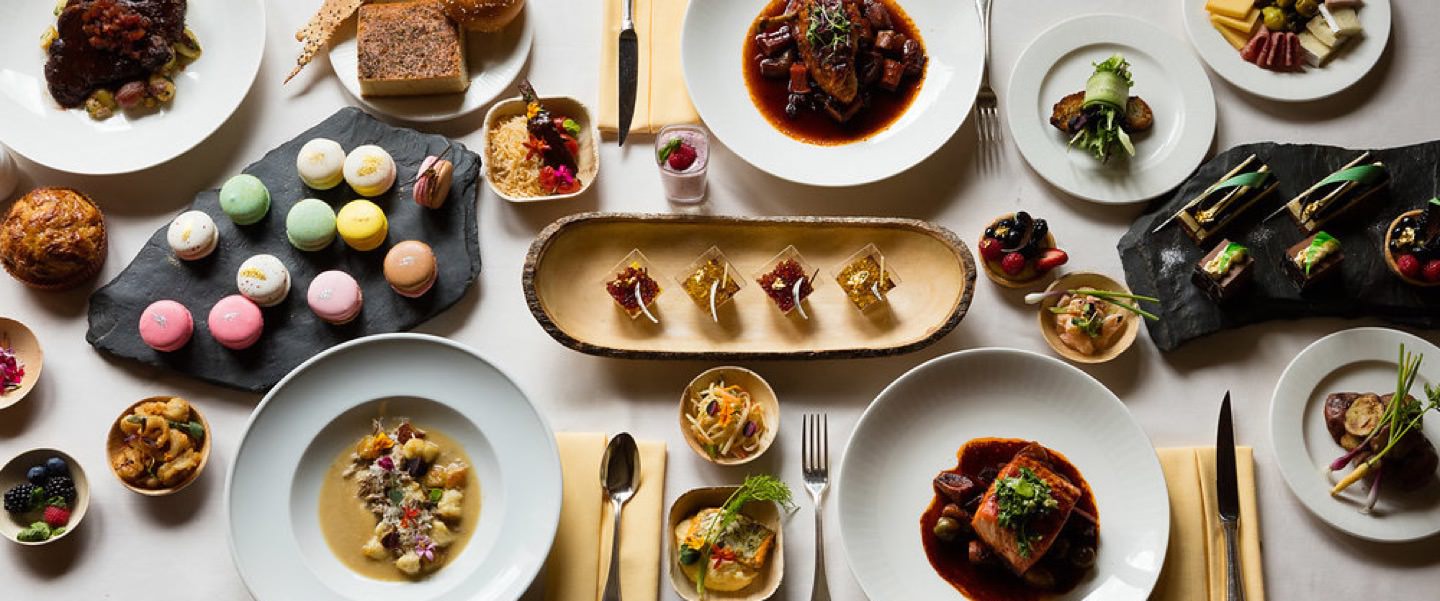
[
  {"x1": 1216, "y1": 392, "x2": 1246, "y2": 601},
  {"x1": 617, "y1": 0, "x2": 638, "y2": 146}
]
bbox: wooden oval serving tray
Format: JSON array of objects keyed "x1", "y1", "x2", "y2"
[{"x1": 524, "y1": 213, "x2": 975, "y2": 359}]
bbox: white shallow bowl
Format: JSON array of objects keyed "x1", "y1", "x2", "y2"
[
  {"x1": 682, "y1": 0, "x2": 983, "y2": 187},
  {"x1": 1182, "y1": 0, "x2": 1392, "y2": 102},
  {"x1": 1270, "y1": 327, "x2": 1440, "y2": 543},
  {"x1": 839, "y1": 348, "x2": 1169, "y2": 600},
  {"x1": 328, "y1": 7, "x2": 533, "y2": 123},
  {"x1": 227, "y1": 334, "x2": 561, "y2": 601},
  {"x1": 0, "y1": 0, "x2": 266, "y2": 175},
  {"x1": 1007, "y1": 14, "x2": 1216, "y2": 204}
]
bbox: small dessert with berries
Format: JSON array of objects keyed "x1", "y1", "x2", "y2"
[
  {"x1": 1385, "y1": 199, "x2": 1440, "y2": 287},
  {"x1": 754, "y1": 245, "x2": 818, "y2": 319},
  {"x1": 604, "y1": 250, "x2": 662, "y2": 323},
  {"x1": 1192, "y1": 239, "x2": 1254, "y2": 302},
  {"x1": 655, "y1": 125, "x2": 709, "y2": 203},
  {"x1": 1283, "y1": 231, "x2": 1343, "y2": 292},
  {"x1": 978, "y1": 212, "x2": 1067, "y2": 288}
]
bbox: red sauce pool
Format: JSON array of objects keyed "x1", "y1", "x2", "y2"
[
  {"x1": 920, "y1": 438, "x2": 1099, "y2": 601},
  {"x1": 742, "y1": 0, "x2": 926, "y2": 146}
]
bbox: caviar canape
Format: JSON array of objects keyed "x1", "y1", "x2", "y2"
[
  {"x1": 832, "y1": 243, "x2": 900, "y2": 312},
  {"x1": 1385, "y1": 199, "x2": 1440, "y2": 287},
  {"x1": 1192, "y1": 239, "x2": 1254, "y2": 302},
  {"x1": 604, "y1": 249, "x2": 663, "y2": 323},
  {"x1": 675, "y1": 246, "x2": 744, "y2": 322},
  {"x1": 978, "y1": 212, "x2": 1068, "y2": 288},
  {"x1": 753, "y1": 245, "x2": 818, "y2": 319},
  {"x1": 1283, "y1": 231, "x2": 1343, "y2": 292}
]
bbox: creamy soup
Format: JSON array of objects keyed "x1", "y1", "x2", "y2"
[{"x1": 318, "y1": 422, "x2": 480, "y2": 581}]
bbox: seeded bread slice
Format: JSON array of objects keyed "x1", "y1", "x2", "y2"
[{"x1": 357, "y1": 1, "x2": 469, "y2": 97}]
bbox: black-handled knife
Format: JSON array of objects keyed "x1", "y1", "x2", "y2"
[
  {"x1": 617, "y1": 0, "x2": 638, "y2": 146},
  {"x1": 1217, "y1": 392, "x2": 1246, "y2": 601}
]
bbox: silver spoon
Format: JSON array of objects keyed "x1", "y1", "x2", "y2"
[{"x1": 600, "y1": 433, "x2": 640, "y2": 601}]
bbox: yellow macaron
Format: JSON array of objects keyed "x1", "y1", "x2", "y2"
[{"x1": 336, "y1": 200, "x2": 389, "y2": 251}]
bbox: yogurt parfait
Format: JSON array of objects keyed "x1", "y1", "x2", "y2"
[{"x1": 655, "y1": 125, "x2": 709, "y2": 203}]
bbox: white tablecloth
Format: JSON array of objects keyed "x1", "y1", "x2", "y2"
[{"x1": 3, "y1": 0, "x2": 1440, "y2": 599}]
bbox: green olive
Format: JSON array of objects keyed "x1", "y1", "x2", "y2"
[
  {"x1": 1296, "y1": 0, "x2": 1320, "y2": 17},
  {"x1": 1276, "y1": 0, "x2": 1294, "y2": 8},
  {"x1": 933, "y1": 517, "x2": 962, "y2": 542},
  {"x1": 1262, "y1": 7, "x2": 1288, "y2": 31}
]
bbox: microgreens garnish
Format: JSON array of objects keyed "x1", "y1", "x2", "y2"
[
  {"x1": 805, "y1": 1, "x2": 852, "y2": 56},
  {"x1": 994, "y1": 467, "x2": 1058, "y2": 558}
]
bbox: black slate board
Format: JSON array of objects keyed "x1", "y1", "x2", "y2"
[
  {"x1": 1119, "y1": 140, "x2": 1440, "y2": 352},
  {"x1": 86, "y1": 108, "x2": 482, "y2": 392}
]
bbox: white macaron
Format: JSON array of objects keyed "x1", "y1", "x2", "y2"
[
  {"x1": 166, "y1": 210, "x2": 219, "y2": 261},
  {"x1": 236, "y1": 254, "x2": 291, "y2": 307},
  {"x1": 296, "y1": 138, "x2": 346, "y2": 190}
]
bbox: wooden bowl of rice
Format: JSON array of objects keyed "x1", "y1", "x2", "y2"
[{"x1": 481, "y1": 95, "x2": 599, "y2": 202}]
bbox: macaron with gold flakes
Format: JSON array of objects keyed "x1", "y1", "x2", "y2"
[
  {"x1": 296, "y1": 138, "x2": 347, "y2": 190},
  {"x1": 166, "y1": 210, "x2": 218, "y2": 261},
  {"x1": 236, "y1": 254, "x2": 291, "y2": 307},
  {"x1": 343, "y1": 144, "x2": 397, "y2": 197}
]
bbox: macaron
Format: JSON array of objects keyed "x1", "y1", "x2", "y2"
[
  {"x1": 384, "y1": 240, "x2": 438, "y2": 298},
  {"x1": 166, "y1": 210, "x2": 219, "y2": 261},
  {"x1": 307, "y1": 270, "x2": 363, "y2": 325},
  {"x1": 336, "y1": 200, "x2": 388, "y2": 251},
  {"x1": 236, "y1": 254, "x2": 291, "y2": 307},
  {"x1": 296, "y1": 138, "x2": 346, "y2": 190},
  {"x1": 218, "y1": 174, "x2": 271, "y2": 225},
  {"x1": 343, "y1": 145, "x2": 396, "y2": 197},
  {"x1": 138, "y1": 300, "x2": 193, "y2": 352},
  {"x1": 412, "y1": 155, "x2": 454, "y2": 209},
  {"x1": 286, "y1": 198, "x2": 337, "y2": 252},
  {"x1": 207, "y1": 295, "x2": 263, "y2": 350}
]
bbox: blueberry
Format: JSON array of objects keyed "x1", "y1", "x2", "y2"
[
  {"x1": 26, "y1": 466, "x2": 48, "y2": 485},
  {"x1": 45, "y1": 457, "x2": 68, "y2": 477}
]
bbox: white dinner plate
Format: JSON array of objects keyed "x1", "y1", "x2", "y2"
[
  {"x1": 838, "y1": 348, "x2": 1169, "y2": 600},
  {"x1": 681, "y1": 0, "x2": 983, "y2": 187},
  {"x1": 0, "y1": 0, "x2": 266, "y2": 175},
  {"x1": 1007, "y1": 14, "x2": 1216, "y2": 204},
  {"x1": 227, "y1": 334, "x2": 561, "y2": 600},
  {"x1": 1269, "y1": 327, "x2": 1440, "y2": 543},
  {"x1": 328, "y1": 10, "x2": 533, "y2": 123},
  {"x1": 1181, "y1": 0, "x2": 1392, "y2": 102}
]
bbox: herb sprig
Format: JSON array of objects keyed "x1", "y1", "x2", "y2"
[
  {"x1": 1330, "y1": 345, "x2": 1440, "y2": 506},
  {"x1": 695, "y1": 474, "x2": 795, "y2": 596},
  {"x1": 805, "y1": 1, "x2": 852, "y2": 55},
  {"x1": 994, "y1": 467, "x2": 1058, "y2": 558}
]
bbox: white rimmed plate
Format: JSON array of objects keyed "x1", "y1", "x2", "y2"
[
  {"x1": 227, "y1": 334, "x2": 561, "y2": 600},
  {"x1": 328, "y1": 10, "x2": 533, "y2": 123},
  {"x1": 1182, "y1": 0, "x2": 1392, "y2": 102},
  {"x1": 1007, "y1": 14, "x2": 1216, "y2": 204},
  {"x1": 0, "y1": 0, "x2": 266, "y2": 175},
  {"x1": 838, "y1": 348, "x2": 1169, "y2": 600},
  {"x1": 1269, "y1": 327, "x2": 1440, "y2": 542},
  {"x1": 681, "y1": 0, "x2": 983, "y2": 187}
]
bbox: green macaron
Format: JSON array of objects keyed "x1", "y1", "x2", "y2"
[
  {"x1": 286, "y1": 198, "x2": 338, "y2": 252},
  {"x1": 219, "y1": 174, "x2": 271, "y2": 225}
]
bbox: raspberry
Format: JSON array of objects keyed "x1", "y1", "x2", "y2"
[
  {"x1": 1000, "y1": 252, "x2": 1027, "y2": 276},
  {"x1": 1425, "y1": 260, "x2": 1440, "y2": 283},
  {"x1": 978, "y1": 237, "x2": 1003, "y2": 262},
  {"x1": 667, "y1": 142, "x2": 698, "y2": 171},
  {"x1": 1035, "y1": 248, "x2": 1069, "y2": 273},
  {"x1": 43, "y1": 505, "x2": 70, "y2": 528},
  {"x1": 1396, "y1": 254, "x2": 1421, "y2": 279}
]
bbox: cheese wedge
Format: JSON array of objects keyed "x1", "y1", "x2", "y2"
[
  {"x1": 1328, "y1": 7, "x2": 1363, "y2": 36},
  {"x1": 1298, "y1": 31, "x2": 1343, "y2": 66},
  {"x1": 1205, "y1": 0, "x2": 1254, "y2": 20},
  {"x1": 1212, "y1": 8, "x2": 1260, "y2": 35},
  {"x1": 1305, "y1": 16, "x2": 1340, "y2": 46},
  {"x1": 1212, "y1": 16, "x2": 1253, "y2": 50}
]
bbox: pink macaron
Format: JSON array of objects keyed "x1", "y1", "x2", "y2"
[
  {"x1": 207, "y1": 295, "x2": 264, "y2": 350},
  {"x1": 138, "y1": 300, "x2": 194, "y2": 352},
  {"x1": 307, "y1": 270, "x2": 363, "y2": 325}
]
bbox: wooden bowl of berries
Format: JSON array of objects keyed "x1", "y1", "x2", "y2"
[
  {"x1": 1384, "y1": 206, "x2": 1440, "y2": 287},
  {"x1": 977, "y1": 212, "x2": 1067, "y2": 289},
  {"x1": 1, "y1": 448, "x2": 89, "y2": 546}
]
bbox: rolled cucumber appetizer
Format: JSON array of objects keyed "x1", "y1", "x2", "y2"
[{"x1": 1069, "y1": 55, "x2": 1135, "y2": 162}]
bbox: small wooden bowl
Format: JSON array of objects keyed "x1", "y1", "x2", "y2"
[
  {"x1": 106, "y1": 396, "x2": 212, "y2": 496},
  {"x1": 1, "y1": 448, "x2": 89, "y2": 546},
  {"x1": 1037, "y1": 272, "x2": 1142, "y2": 364},
  {"x1": 1383, "y1": 210, "x2": 1440, "y2": 287},
  {"x1": 679, "y1": 367, "x2": 780, "y2": 466},
  {"x1": 480, "y1": 95, "x2": 600, "y2": 203},
  {"x1": 667, "y1": 486, "x2": 784, "y2": 601},
  {"x1": 0, "y1": 318, "x2": 42, "y2": 410},
  {"x1": 978, "y1": 213, "x2": 1060, "y2": 289}
]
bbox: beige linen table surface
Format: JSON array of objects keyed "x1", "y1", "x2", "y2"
[{"x1": 3, "y1": 0, "x2": 1439, "y2": 599}]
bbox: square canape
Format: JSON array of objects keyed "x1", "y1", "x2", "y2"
[
  {"x1": 1283, "y1": 231, "x2": 1343, "y2": 292},
  {"x1": 1191, "y1": 239, "x2": 1254, "y2": 302},
  {"x1": 357, "y1": 1, "x2": 470, "y2": 97}
]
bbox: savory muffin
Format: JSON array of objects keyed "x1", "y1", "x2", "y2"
[{"x1": 0, "y1": 187, "x2": 107, "y2": 290}]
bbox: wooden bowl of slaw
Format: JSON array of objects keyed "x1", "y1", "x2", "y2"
[{"x1": 679, "y1": 366, "x2": 779, "y2": 466}]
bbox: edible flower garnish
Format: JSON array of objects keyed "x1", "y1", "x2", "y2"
[
  {"x1": 416, "y1": 536, "x2": 437, "y2": 562},
  {"x1": 0, "y1": 339, "x2": 24, "y2": 392},
  {"x1": 1067, "y1": 54, "x2": 1136, "y2": 162},
  {"x1": 538, "y1": 165, "x2": 579, "y2": 195},
  {"x1": 1330, "y1": 345, "x2": 1440, "y2": 512},
  {"x1": 695, "y1": 474, "x2": 795, "y2": 596},
  {"x1": 995, "y1": 467, "x2": 1058, "y2": 558}
]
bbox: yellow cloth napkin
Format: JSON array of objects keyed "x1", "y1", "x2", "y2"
[
  {"x1": 545, "y1": 433, "x2": 667, "y2": 601},
  {"x1": 599, "y1": 0, "x2": 700, "y2": 136},
  {"x1": 1153, "y1": 447, "x2": 1265, "y2": 601}
]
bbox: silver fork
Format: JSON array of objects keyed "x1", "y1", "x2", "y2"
[
  {"x1": 803, "y1": 414, "x2": 831, "y2": 600},
  {"x1": 974, "y1": 0, "x2": 1000, "y2": 145}
]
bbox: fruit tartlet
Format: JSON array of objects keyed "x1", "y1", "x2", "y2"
[
  {"x1": 977, "y1": 212, "x2": 1068, "y2": 288},
  {"x1": 1385, "y1": 199, "x2": 1440, "y2": 287}
]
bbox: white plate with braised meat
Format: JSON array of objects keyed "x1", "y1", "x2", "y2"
[
  {"x1": 0, "y1": 0, "x2": 265, "y2": 175},
  {"x1": 1007, "y1": 14, "x2": 1215, "y2": 204},
  {"x1": 838, "y1": 348, "x2": 1169, "y2": 600},
  {"x1": 682, "y1": 0, "x2": 983, "y2": 187},
  {"x1": 1270, "y1": 327, "x2": 1440, "y2": 542},
  {"x1": 227, "y1": 334, "x2": 562, "y2": 600}
]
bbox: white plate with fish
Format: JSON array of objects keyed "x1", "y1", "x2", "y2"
[
  {"x1": 227, "y1": 334, "x2": 562, "y2": 600},
  {"x1": 1007, "y1": 14, "x2": 1216, "y2": 204},
  {"x1": 1182, "y1": 0, "x2": 1391, "y2": 102},
  {"x1": 1270, "y1": 327, "x2": 1440, "y2": 542},
  {"x1": 0, "y1": 0, "x2": 265, "y2": 175},
  {"x1": 838, "y1": 348, "x2": 1169, "y2": 600}
]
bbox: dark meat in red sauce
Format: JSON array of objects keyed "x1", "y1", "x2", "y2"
[
  {"x1": 744, "y1": 0, "x2": 926, "y2": 146},
  {"x1": 45, "y1": 0, "x2": 187, "y2": 108},
  {"x1": 921, "y1": 438, "x2": 1099, "y2": 601}
]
